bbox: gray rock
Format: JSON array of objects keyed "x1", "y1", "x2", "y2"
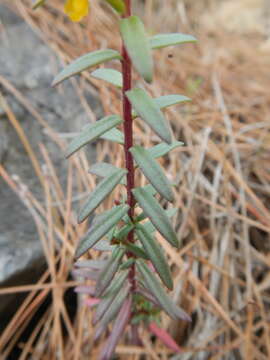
[{"x1": 0, "y1": 5, "x2": 100, "y2": 327}]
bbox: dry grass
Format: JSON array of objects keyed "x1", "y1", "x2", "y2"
[{"x1": 0, "y1": 0, "x2": 270, "y2": 359}]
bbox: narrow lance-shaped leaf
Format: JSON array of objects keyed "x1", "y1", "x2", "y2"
[
  {"x1": 103, "y1": 270, "x2": 129, "y2": 298},
  {"x1": 120, "y1": 16, "x2": 153, "y2": 83},
  {"x1": 75, "y1": 204, "x2": 129, "y2": 259},
  {"x1": 126, "y1": 88, "x2": 172, "y2": 144},
  {"x1": 52, "y1": 49, "x2": 122, "y2": 86},
  {"x1": 95, "y1": 248, "x2": 125, "y2": 297},
  {"x1": 78, "y1": 168, "x2": 127, "y2": 223},
  {"x1": 66, "y1": 115, "x2": 122, "y2": 158},
  {"x1": 94, "y1": 270, "x2": 129, "y2": 325},
  {"x1": 100, "y1": 127, "x2": 124, "y2": 144},
  {"x1": 93, "y1": 239, "x2": 115, "y2": 252},
  {"x1": 132, "y1": 94, "x2": 191, "y2": 118},
  {"x1": 89, "y1": 163, "x2": 126, "y2": 184},
  {"x1": 150, "y1": 33, "x2": 197, "y2": 50},
  {"x1": 137, "y1": 260, "x2": 191, "y2": 321},
  {"x1": 91, "y1": 68, "x2": 123, "y2": 88},
  {"x1": 120, "y1": 258, "x2": 135, "y2": 270},
  {"x1": 141, "y1": 208, "x2": 178, "y2": 233},
  {"x1": 99, "y1": 284, "x2": 131, "y2": 328},
  {"x1": 125, "y1": 243, "x2": 149, "y2": 260},
  {"x1": 135, "y1": 224, "x2": 173, "y2": 290},
  {"x1": 93, "y1": 292, "x2": 118, "y2": 326},
  {"x1": 130, "y1": 145, "x2": 174, "y2": 202},
  {"x1": 132, "y1": 187, "x2": 178, "y2": 248},
  {"x1": 114, "y1": 224, "x2": 134, "y2": 241},
  {"x1": 99, "y1": 296, "x2": 132, "y2": 360},
  {"x1": 104, "y1": 0, "x2": 126, "y2": 14},
  {"x1": 147, "y1": 141, "x2": 184, "y2": 159}
]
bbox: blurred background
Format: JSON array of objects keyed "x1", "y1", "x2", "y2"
[{"x1": 0, "y1": 0, "x2": 270, "y2": 359}]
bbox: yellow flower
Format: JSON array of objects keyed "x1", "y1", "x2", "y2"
[{"x1": 64, "y1": 0, "x2": 89, "y2": 22}]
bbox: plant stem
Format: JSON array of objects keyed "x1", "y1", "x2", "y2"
[{"x1": 121, "y1": 0, "x2": 136, "y2": 291}]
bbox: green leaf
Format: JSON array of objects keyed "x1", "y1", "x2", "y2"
[
  {"x1": 130, "y1": 145, "x2": 173, "y2": 202},
  {"x1": 78, "y1": 169, "x2": 127, "y2": 223},
  {"x1": 91, "y1": 68, "x2": 123, "y2": 88},
  {"x1": 155, "y1": 94, "x2": 191, "y2": 109},
  {"x1": 141, "y1": 184, "x2": 157, "y2": 197},
  {"x1": 150, "y1": 33, "x2": 197, "y2": 49},
  {"x1": 147, "y1": 141, "x2": 183, "y2": 159},
  {"x1": 89, "y1": 163, "x2": 126, "y2": 185},
  {"x1": 75, "y1": 204, "x2": 129, "y2": 259},
  {"x1": 125, "y1": 243, "x2": 149, "y2": 260},
  {"x1": 99, "y1": 284, "x2": 130, "y2": 327},
  {"x1": 93, "y1": 291, "x2": 117, "y2": 325},
  {"x1": 126, "y1": 88, "x2": 172, "y2": 144},
  {"x1": 136, "y1": 207, "x2": 177, "y2": 224},
  {"x1": 103, "y1": 270, "x2": 129, "y2": 297},
  {"x1": 119, "y1": 258, "x2": 135, "y2": 270},
  {"x1": 139, "y1": 208, "x2": 178, "y2": 233},
  {"x1": 135, "y1": 225, "x2": 173, "y2": 290},
  {"x1": 52, "y1": 49, "x2": 122, "y2": 86},
  {"x1": 95, "y1": 248, "x2": 125, "y2": 296},
  {"x1": 104, "y1": 0, "x2": 126, "y2": 14},
  {"x1": 137, "y1": 259, "x2": 190, "y2": 321},
  {"x1": 66, "y1": 115, "x2": 122, "y2": 158},
  {"x1": 120, "y1": 16, "x2": 153, "y2": 83},
  {"x1": 132, "y1": 187, "x2": 178, "y2": 248},
  {"x1": 114, "y1": 224, "x2": 134, "y2": 241},
  {"x1": 93, "y1": 240, "x2": 115, "y2": 252},
  {"x1": 100, "y1": 127, "x2": 124, "y2": 144},
  {"x1": 32, "y1": 0, "x2": 46, "y2": 10},
  {"x1": 132, "y1": 94, "x2": 191, "y2": 118}
]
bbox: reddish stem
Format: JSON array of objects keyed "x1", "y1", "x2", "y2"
[{"x1": 121, "y1": 0, "x2": 136, "y2": 291}]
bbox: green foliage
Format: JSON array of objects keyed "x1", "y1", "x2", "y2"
[
  {"x1": 52, "y1": 49, "x2": 121, "y2": 86},
  {"x1": 130, "y1": 145, "x2": 174, "y2": 202},
  {"x1": 147, "y1": 141, "x2": 184, "y2": 159},
  {"x1": 136, "y1": 260, "x2": 190, "y2": 321},
  {"x1": 51, "y1": 4, "x2": 196, "y2": 356},
  {"x1": 75, "y1": 204, "x2": 129, "y2": 259},
  {"x1": 91, "y1": 68, "x2": 123, "y2": 88},
  {"x1": 135, "y1": 224, "x2": 173, "y2": 290},
  {"x1": 66, "y1": 115, "x2": 122, "y2": 157},
  {"x1": 120, "y1": 16, "x2": 153, "y2": 83},
  {"x1": 78, "y1": 168, "x2": 127, "y2": 223},
  {"x1": 150, "y1": 33, "x2": 197, "y2": 49},
  {"x1": 126, "y1": 88, "x2": 172, "y2": 144},
  {"x1": 132, "y1": 187, "x2": 179, "y2": 247}
]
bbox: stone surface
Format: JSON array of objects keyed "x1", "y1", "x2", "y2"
[{"x1": 0, "y1": 4, "x2": 99, "y2": 327}]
